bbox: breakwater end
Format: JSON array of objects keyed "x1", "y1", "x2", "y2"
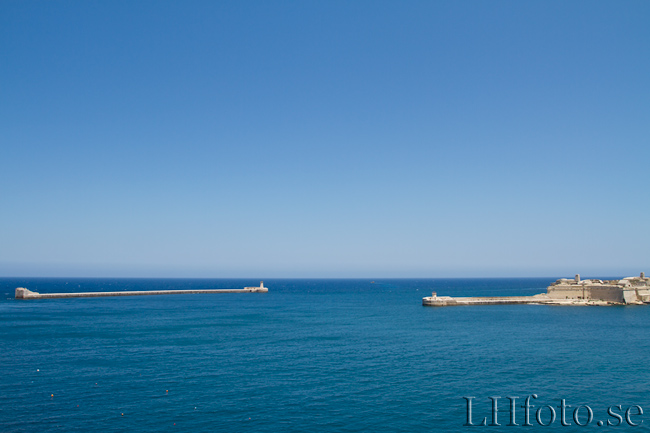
[
  {"x1": 423, "y1": 273, "x2": 650, "y2": 307},
  {"x1": 15, "y1": 281, "x2": 268, "y2": 300}
]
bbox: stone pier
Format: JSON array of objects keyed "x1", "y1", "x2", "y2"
[{"x1": 15, "y1": 282, "x2": 268, "y2": 300}]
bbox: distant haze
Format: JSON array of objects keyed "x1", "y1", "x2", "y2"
[{"x1": 1, "y1": 1, "x2": 648, "y2": 278}]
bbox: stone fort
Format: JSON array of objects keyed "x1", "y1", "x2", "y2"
[{"x1": 547, "y1": 272, "x2": 650, "y2": 304}]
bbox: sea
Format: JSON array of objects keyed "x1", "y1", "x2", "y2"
[{"x1": 1, "y1": 278, "x2": 649, "y2": 433}]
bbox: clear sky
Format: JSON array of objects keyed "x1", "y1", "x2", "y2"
[{"x1": 1, "y1": 1, "x2": 648, "y2": 278}]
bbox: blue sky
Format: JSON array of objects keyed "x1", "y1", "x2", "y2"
[{"x1": 1, "y1": 1, "x2": 649, "y2": 278}]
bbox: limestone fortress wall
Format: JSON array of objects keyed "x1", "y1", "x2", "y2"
[{"x1": 547, "y1": 273, "x2": 650, "y2": 304}]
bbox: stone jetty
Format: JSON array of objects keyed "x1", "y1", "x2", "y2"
[
  {"x1": 15, "y1": 281, "x2": 268, "y2": 300},
  {"x1": 423, "y1": 273, "x2": 650, "y2": 307}
]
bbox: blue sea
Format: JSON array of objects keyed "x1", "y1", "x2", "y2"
[{"x1": 1, "y1": 278, "x2": 649, "y2": 432}]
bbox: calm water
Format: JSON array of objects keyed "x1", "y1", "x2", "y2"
[{"x1": 1, "y1": 278, "x2": 649, "y2": 432}]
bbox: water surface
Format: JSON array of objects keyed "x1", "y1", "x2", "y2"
[{"x1": 1, "y1": 278, "x2": 648, "y2": 432}]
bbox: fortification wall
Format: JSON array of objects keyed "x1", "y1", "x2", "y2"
[
  {"x1": 589, "y1": 287, "x2": 626, "y2": 303},
  {"x1": 547, "y1": 285, "x2": 625, "y2": 302}
]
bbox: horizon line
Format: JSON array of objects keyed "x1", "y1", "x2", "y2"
[{"x1": 0, "y1": 274, "x2": 640, "y2": 280}]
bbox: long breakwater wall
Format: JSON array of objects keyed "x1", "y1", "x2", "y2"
[
  {"x1": 422, "y1": 293, "x2": 623, "y2": 307},
  {"x1": 422, "y1": 292, "x2": 640, "y2": 307},
  {"x1": 423, "y1": 294, "x2": 550, "y2": 306},
  {"x1": 15, "y1": 286, "x2": 268, "y2": 300}
]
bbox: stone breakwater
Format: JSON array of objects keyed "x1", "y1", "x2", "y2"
[
  {"x1": 423, "y1": 293, "x2": 615, "y2": 307},
  {"x1": 15, "y1": 282, "x2": 268, "y2": 300},
  {"x1": 423, "y1": 273, "x2": 650, "y2": 307}
]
